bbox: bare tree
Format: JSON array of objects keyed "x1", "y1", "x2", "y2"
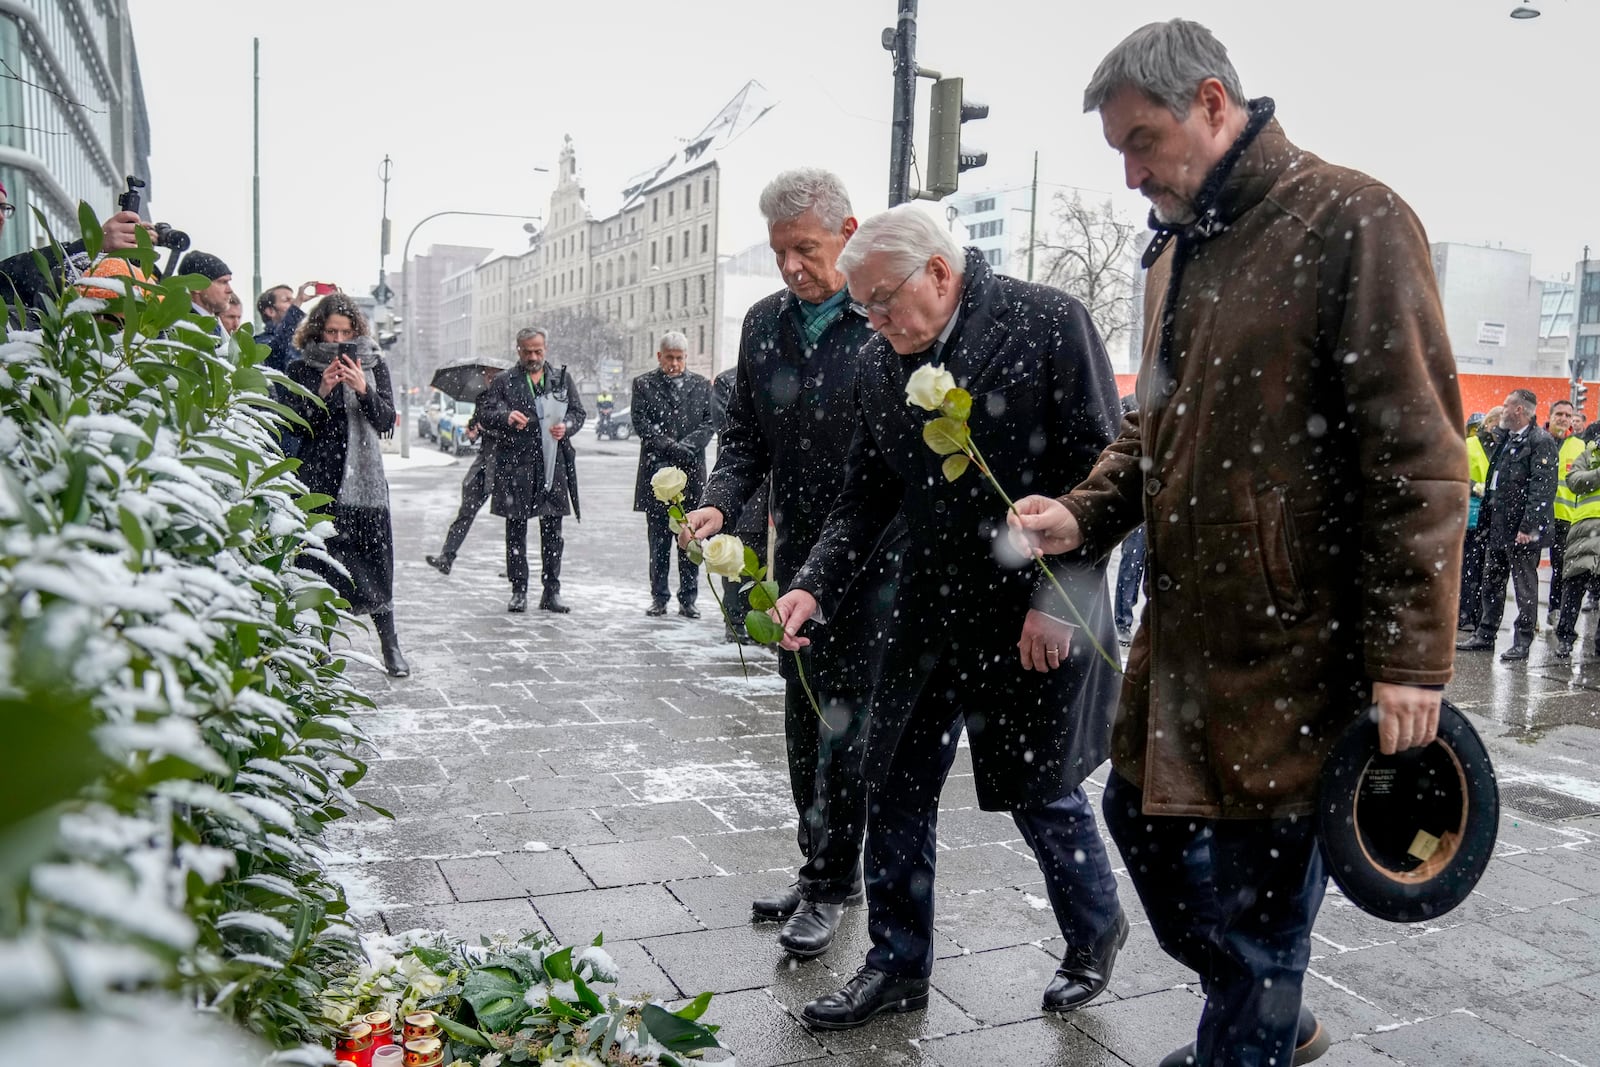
[
  {"x1": 1029, "y1": 191, "x2": 1138, "y2": 350},
  {"x1": 540, "y1": 304, "x2": 625, "y2": 394}
]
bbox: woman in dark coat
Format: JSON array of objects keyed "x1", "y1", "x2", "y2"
[{"x1": 287, "y1": 294, "x2": 409, "y2": 677}]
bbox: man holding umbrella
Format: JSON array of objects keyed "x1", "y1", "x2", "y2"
[
  {"x1": 425, "y1": 361, "x2": 511, "y2": 576},
  {"x1": 476, "y1": 327, "x2": 586, "y2": 613}
]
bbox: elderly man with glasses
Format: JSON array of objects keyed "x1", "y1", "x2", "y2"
[{"x1": 770, "y1": 203, "x2": 1126, "y2": 1030}]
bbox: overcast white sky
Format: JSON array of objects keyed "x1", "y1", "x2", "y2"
[{"x1": 129, "y1": 0, "x2": 1598, "y2": 300}]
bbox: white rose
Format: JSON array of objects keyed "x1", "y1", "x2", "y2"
[
  {"x1": 905, "y1": 363, "x2": 957, "y2": 411},
  {"x1": 650, "y1": 465, "x2": 688, "y2": 503},
  {"x1": 409, "y1": 970, "x2": 445, "y2": 998},
  {"x1": 701, "y1": 534, "x2": 746, "y2": 578}
]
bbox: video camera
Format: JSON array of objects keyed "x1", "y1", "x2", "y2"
[{"x1": 118, "y1": 176, "x2": 191, "y2": 254}]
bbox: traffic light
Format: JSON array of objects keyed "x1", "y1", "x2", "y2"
[
  {"x1": 925, "y1": 76, "x2": 988, "y2": 199},
  {"x1": 1578, "y1": 380, "x2": 1589, "y2": 419}
]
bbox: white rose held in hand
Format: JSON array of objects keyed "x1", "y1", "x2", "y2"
[
  {"x1": 701, "y1": 534, "x2": 746, "y2": 578},
  {"x1": 905, "y1": 363, "x2": 958, "y2": 411},
  {"x1": 650, "y1": 465, "x2": 688, "y2": 504}
]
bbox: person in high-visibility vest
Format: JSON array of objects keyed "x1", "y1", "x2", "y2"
[
  {"x1": 1548, "y1": 399, "x2": 1583, "y2": 623},
  {"x1": 1553, "y1": 422, "x2": 1600, "y2": 657},
  {"x1": 1459, "y1": 407, "x2": 1498, "y2": 631}
]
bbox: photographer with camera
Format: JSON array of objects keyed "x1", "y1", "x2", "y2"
[{"x1": 285, "y1": 293, "x2": 409, "y2": 679}]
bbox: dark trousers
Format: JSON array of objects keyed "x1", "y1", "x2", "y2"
[
  {"x1": 1459, "y1": 523, "x2": 1487, "y2": 628},
  {"x1": 864, "y1": 687, "x2": 1119, "y2": 978},
  {"x1": 439, "y1": 451, "x2": 492, "y2": 562},
  {"x1": 1549, "y1": 519, "x2": 1572, "y2": 616},
  {"x1": 1103, "y1": 771, "x2": 1326, "y2": 1067},
  {"x1": 645, "y1": 507, "x2": 699, "y2": 604},
  {"x1": 1478, "y1": 535, "x2": 1540, "y2": 646},
  {"x1": 786, "y1": 677, "x2": 871, "y2": 902},
  {"x1": 506, "y1": 515, "x2": 563, "y2": 597},
  {"x1": 1114, "y1": 524, "x2": 1147, "y2": 632},
  {"x1": 1555, "y1": 569, "x2": 1600, "y2": 644}
]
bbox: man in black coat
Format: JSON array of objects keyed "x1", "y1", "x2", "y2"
[
  {"x1": 772, "y1": 206, "x2": 1125, "y2": 1029},
  {"x1": 476, "y1": 328, "x2": 585, "y2": 613},
  {"x1": 709, "y1": 366, "x2": 770, "y2": 644},
  {"x1": 682, "y1": 169, "x2": 893, "y2": 959},
  {"x1": 631, "y1": 333, "x2": 713, "y2": 617},
  {"x1": 1459, "y1": 387, "x2": 1560, "y2": 661}
]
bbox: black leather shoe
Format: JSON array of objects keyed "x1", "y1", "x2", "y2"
[
  {"x1": 507, "y1": 593, "x2": 528, "y2": 613},
  {"x1": 1500, "y1": 643, "x2": 1531, "y2": 662},
  {"x1": 540, "y1": 594, "x2": 571, "y2": 613},
  {"x1": 678, "y1": 602, "x2": 701, "y2": 619},
  {"x1": 1041, "y1": 909, "x2": 1127, "y2": 1013},
  {"x1": 752, "y1": 884, "x2": 803, "y2": 921},
  {"x1": 778, "y1": 901, "x2": 845, "y2": 958},
  {"x1": 1455, "y1": 633, "x2": 1495, "y2": 652},
  {"x1": 1159, "y1": 1005, "x2": 1329, "y2": 1067},
  {"x1": 425, "y1": 554, "x2": 452, "y2": 576},
  {"x1": 800, "y1": 967, "x2": 929, "y2": 1030},
  {"x1": 645, "y1": 599, "x2": 669, "y2": 617},
  {"x1": 1557, "y1": 637, "x2": 1575, "y2": 659}
]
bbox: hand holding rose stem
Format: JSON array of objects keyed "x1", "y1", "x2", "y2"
[
  {"x1": 906, "y1": 364, "x2": 1121, "y2": 674},
  {"x1": 648, "y1": 467, "x2": 825, "y2": 722}
]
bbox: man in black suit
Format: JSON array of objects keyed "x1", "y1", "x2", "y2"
[
  {"x1": 632, "y1": 333, "x2": 714, "y2": 617},
  {"x1": 1459, "y1": 387, "x2": 1559, "y2": 661},
  {"x1": 682, "y1": 169, "x2": 894, "y2": 959},
  {"x1": 772, "y1": 204, "x2": 1125, "y2": 1029},
  {"x1": 476, "y1": 328, "x2": 585, "y2": 614}
]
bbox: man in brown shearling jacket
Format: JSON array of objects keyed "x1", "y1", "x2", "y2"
[{"x1": 1009, "y1": 19, "x2": 1468, "y2": 1067}]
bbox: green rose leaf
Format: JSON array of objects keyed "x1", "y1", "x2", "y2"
[
  {"x1": 745, "y1": 611, "x2": 784, "y2": 645},
  {"x1": 685, "y1": 540, "x2": 704, "y2": 565},
  {"x1": 922, "y1": 416, "x2": 969, "y2": 456},
  {"x1": 940, "y1": 387, "x2": 973, "y2": 422},
  {"x1": 433, "y1": 1014, "x2": 493, "y2": 1048},
  {"x1": 461, "y1": 965, "x2": 529, "y2": 1033},
  {"x1": 544, "y1": 945, "x2": 575, "y2": 982},
  {"x1": 747, "y1": 579, "x2": 780, "y2": 613},
  {"x1": 942, "y1": 454, "x2": 972, "y2": 482},
  {"x1": 642, "y1": 1003, "x2": 723, "y2": 1053},
  {"x1": 674, "y1": 990, "x2": 714, "y2": 1022},
  {"x1": 743, "y1": 545, "x2": 761, "y2": 577}
]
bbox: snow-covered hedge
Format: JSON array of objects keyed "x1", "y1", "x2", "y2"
[{"x1": 0, "y1": 219, "x2": 377, "y2": 1059}]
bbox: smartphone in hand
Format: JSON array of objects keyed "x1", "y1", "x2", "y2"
[{"x1": 313, "y1": 282, "x2": 337, "y2": 295}]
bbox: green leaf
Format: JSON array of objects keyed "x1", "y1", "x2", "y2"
[
  {"x1": 434, "y1": 1014, "x2": 494, "y2": 1048},
  {"x1": 591, "y1": 932, "x2": 604, "y2": 947},
  {"x1": 571, "y1": 973, "x2": 606, "y2": 1013},
  {"x1": 674, "y1": 991, "x2": 714, "y2": 1022},
  {"x1": 77, "y1": 202, "x2": 104, "y2": 260},
  {"x1": 942, "y1": 454, "x2": 972, "y2": 482},
  {"x1": 922, "y1": 416, "x2": 969, "y2": 456},
  {"x1": 641, "y1": 1003, "x2": 722, "y2": 1053},
  {"x1": 685, "y1": 540, "x2": 704, "y2": 565},
  {"x1": 292, "y1": 587, "x2": 338, "y2": 612},
  {"x1": 742, "y1": 545, "x2": 760, "y2": 577},
  {"x1": 745, "y1": 611, "x2": 784, "y2": 645},
  {"x1": 544, "y1": 945, "x2": 575, "y2": 982},
  {"x1": 408, "y1": 946, "x2": 452, "y2": 969},
  {"x1": 461, "y1": 966, "x2": 529, "y2": 1033},
  {"x1": 940, "y1": 387, "x2": 973, "y2": 422},
  {"x1": 747, "y1": 580, "x2": 779, "y2": 613}
]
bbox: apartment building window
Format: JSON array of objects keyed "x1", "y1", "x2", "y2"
[
  {"x1": 652, "y1": 198, "x2": 659, "y2": 223},
  {"x1": 629, "y1": 253, "x2": 638, "y2": 283},
  {"x1": 631, "y1": 216, "x2": 638, "y2": 232},
  {"x1": 648, "y1": 287, "x2": 656, "y2": 313},
  {"x1": 682, "y1": 230, "x2": 690, "y2": 261},
  {"x1": 698, "y1": 324, "x2": 705, "y2": 351},
  {"x1": 665, "y1": 284, "x2": 672, "y2": 310},
  {"x1": 651, "y1": 241, "x2": 658, "y2": 266},
  {"x1": 629, "y1": 294, "x2": 635, "y2": 318},
  {"x1": 975, "y1": 197, "x2": 995, "y2": 212},
  {"x1": 701, "y1": 224, "x2": 708, "y2": 254},
  {"x1": 703, "y1": 177, "x2": 711, "y2": 201},
  {"x1": 578, "y1": 267, "x2": 583, "y2": 289},
  {"x1": 668, "y1": 191, "x2": 674, "y2": 216},
  {"x1": 984, "y1": 248, "x2": 1003, "y2": 266},
  {"x1": 1583, "y1": 301, "x2": 1600, "y2": 325},
  {"x1": 699, "y1": 274, "x2": 706, "y2": 305},
  {"x1": 965, "y1": 220, "x2": 1004, "y2": 239},
  {"x1": 666, "y1": 239, "x2": 673, "y2": 264},
  {"x1": 681, "y1": 279, "x2": 687, "y2": 306},
  {"x1": 606, "y1": 262, "x2": 614, "y2": 290},
  {"x1": 684, "y1": 183, "x2": 692, "y2": 210},
  {"x1": 1585, "y1": 271, "x2": 1600, "y2": 295}
]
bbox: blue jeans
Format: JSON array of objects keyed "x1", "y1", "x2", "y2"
[
  {"x1": 1114, "y1": 525, "x2": 1146, "y2": 633},
  {"x1": 1102, "y1": 770, "x2": 1326, "y2": 1067}
]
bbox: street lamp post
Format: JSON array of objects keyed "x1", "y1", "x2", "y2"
[{"x1": 398, "y1": 209, "x2": 542, "y2": 458}]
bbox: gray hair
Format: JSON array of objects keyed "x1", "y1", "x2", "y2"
[
  {"x1": 1082, "y1": 19, "x2": 1246, "y2": 118},
  {"x1": 758, "y1": 168, "x2": 853, "y2": 230},
  {"x1": 837, "y1": 204, "x2": 964, "y2": 283},
  {"x1": 658, "y1": 330, "x2": 689, "y2": 353},
  {"x1": 515, "y1": 327, "x2": 546, "y2": 345},
  {"x1": 1509, "y1": 388, "x2": 1537, "y2": 413}
]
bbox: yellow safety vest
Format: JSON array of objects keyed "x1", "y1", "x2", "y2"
[
  {"x1": 1554, "y1": 435, "x2": 1585, "y2": 523},
  {"x1": 1574, "y1": 443, "x2": 1600, "y2": 524},
  {"x1": 1466, "y1": 435, "x2": 1489, "y2": 488}
]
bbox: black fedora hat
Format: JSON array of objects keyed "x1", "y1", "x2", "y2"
[{"x1": 1318, "y1": 699, "x2": 1498, "y2": 923}]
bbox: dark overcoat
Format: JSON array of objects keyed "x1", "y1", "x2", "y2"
[
  {"x1": 286, "y1": 353, "x2": 396, "y2": 498},
  {"x1": 476, "y1": 363, "x2": 585, "y2": 521},
  {"x1": 711, "y1": 367, "x2": 769, "y2": 539},
  {"x1": 1061, "y1": 108, "x2": 1468, "y2": 818},
  {"x1": 631, "y1": 368, "x2": 714, "y2": 511},
  {"x1": 792, "y1": 251, "x2": 1122, "y2": 810},
  {"x1": 1481, "y1": 424, "x2": 1559, "y2": 548},
  {"x1": 703, "y1": 292, "x2": 894, "y2": 693}
]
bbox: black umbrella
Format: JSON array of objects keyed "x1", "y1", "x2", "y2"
[{"x1": 429, "y1": 356, "x2": 515, "y2": 403}]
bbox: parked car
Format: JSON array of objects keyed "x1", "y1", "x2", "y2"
[
  {"x1": 417, "y1": 390, "x2": 444, "y2": 441},
  {"x1": 595, "y1": 405, "x2": 632, "y2": 440},
  {"x1": 436, "y1": 401, "x2": 479, "y2": 455}
]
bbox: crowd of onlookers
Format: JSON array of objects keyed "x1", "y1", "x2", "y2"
[{"x1": 1457, "y1": 390, "x2": 1600, "y2": 661}]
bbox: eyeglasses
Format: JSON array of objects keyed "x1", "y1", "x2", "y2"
[
  {"x1": 0, "y1": 202, "x2": 15, "y2": 218},
  {"x1": 849, "y1": 264, "x2": 924, "y2": 319}
]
